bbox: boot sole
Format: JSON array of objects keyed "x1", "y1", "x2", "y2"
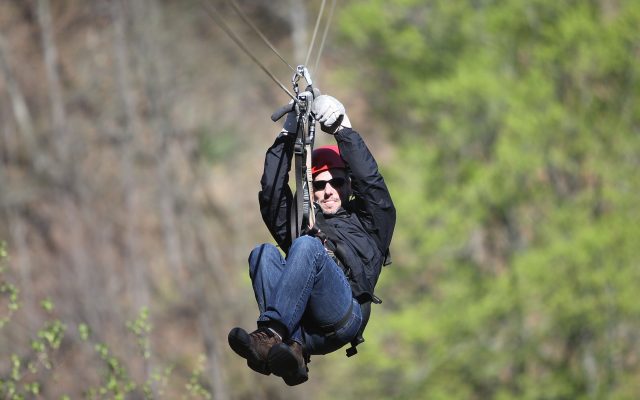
[
  {"x1": 228, "y1": 327, "x2": 271, "y2": 375},
  {"x1": 268, "y1": 343, "x2": 308, "y2": 386}
]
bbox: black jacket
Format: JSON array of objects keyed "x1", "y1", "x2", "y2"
[{"x1": 259, "y1": 128, "x2": 396, "y2": 303}]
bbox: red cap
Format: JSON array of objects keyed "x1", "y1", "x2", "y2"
[{"x1": 311, "y1": 145, "x2": 345, "y2": 176}]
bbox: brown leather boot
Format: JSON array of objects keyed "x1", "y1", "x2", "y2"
[
  {"x1": 268, "y1": 341, "x2": 309, "y2": 386},
  {"x1": 228, "y1": 327, "x2": 282, "y2": 375}
]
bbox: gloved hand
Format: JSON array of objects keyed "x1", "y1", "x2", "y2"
[{"x1": 311, "y1": 95, "x2": 352, "y2": 134}]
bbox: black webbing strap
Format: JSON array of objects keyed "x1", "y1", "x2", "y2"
[
  {"x1": 290, "y1": 135, "x2": 305, "y2": 242},
  {"x1": 318, "y1": 299, "x2": 354, "y2": 337},
  {"x1": 289, "y1": 89, "x2": 316, "y2": 245},
  {"x1": 312, "y1": 212, "x2": 349, "y2": 275},
  {"x1": 304, "y1": 118, "x2": 316, "y2": 228},
  {"x1": 346, "y1": 301, "x2": 369, "y2": 357}
]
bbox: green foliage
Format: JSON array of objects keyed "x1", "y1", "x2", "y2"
[
  {"x1": 325, "y1": 1, "x2": 640, "y2": 399},
  {"x1": 78, "y1": 323, "x2": 90, "y2": 341},
  {"x1": 89, "y1": 342, "x2": 137, "y2": 398},
  {"x1": 0, "y1": 242, "x2": 20, "y2": 330},
  {"x1": 127, "y1": 306, "x2": 152, "y2": 360},
  {"x1": 0, "y1": 241, "x2": 212, "y2": 399},
  {"x1": 198, "y1": 127, "x2": 242, "y2": 164},
  {"x1": 1, "y1": 296, "x2": 68, "y2": 398},
  {"x1": 184, "y1": 355, "x2": 212, "y2": 400}
]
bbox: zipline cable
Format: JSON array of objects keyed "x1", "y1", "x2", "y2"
[
  {"x1": 227, "y1": 0, "x2": 297, "y2": 74},
  {"x1": 304, "y1": 0, "x2": 327, "y2": 67},
  {"x1": 312, "y1": 0, "x2": 336, "y2": 77},
  {"x1": 199, "y1": 0, "x2": 298, "y2": 102}
]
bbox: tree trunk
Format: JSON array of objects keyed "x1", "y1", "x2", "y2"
[
  {"x1": 111, "y1": 0, "x2": 150, "y2": 310},
  {"x1": 0, "y1": 33, "x2": 36, "y2": 153},
  {"x1": 288, "y1": 0, "x2": 308, "y2": 65},
  {"x1": 36, "y1": 0, "x2": 66, "y2": 161}
]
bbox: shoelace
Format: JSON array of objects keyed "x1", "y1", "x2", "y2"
[{"x1": 251, "y1": 327, "x2": 282, "y2": 342}]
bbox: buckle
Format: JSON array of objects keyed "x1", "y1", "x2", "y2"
[{"x1": 294, "y1": 140, "x2": 304, "y2": 155}]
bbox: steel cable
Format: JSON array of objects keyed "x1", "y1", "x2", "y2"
[
  {"x1": 312, "y1": 0, "x2": 337, "y2": 78},
  {"x1": 199, "y1": 0, "x2": 298, "y2": 102},
  {"x1": 201, "y1": 1, "x2": 336, "y2": 100},
  {"x1": 227, "y1": 0, "x2": 297, "y2": 74},
  {"x1": 305, "y1": 0, "x2": 327, "y2": 67}
]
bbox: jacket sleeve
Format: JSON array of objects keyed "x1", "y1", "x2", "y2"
[
  {"x1": 258, "y1": 133, "x2": 295, "y2": 252},
  {"x1": 334, "y1": 128, "x2": 396, "y2": 255}
]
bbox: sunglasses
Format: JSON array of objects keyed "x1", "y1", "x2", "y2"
[{"x1": 312, "y1": 177, "x2": 347, "y2": 191}]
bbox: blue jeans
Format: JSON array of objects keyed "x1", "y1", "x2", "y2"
[{"x1": 248, "y1": 236, "x2": 363, "y2": 355}]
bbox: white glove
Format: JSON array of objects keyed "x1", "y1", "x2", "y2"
[{"x1": 311, "y1": 95, "x2": 352, "y2": 134}]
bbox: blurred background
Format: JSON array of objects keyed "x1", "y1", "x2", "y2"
[{"x1": 1, "y1": 0, "x2": 639, "y2": 399}]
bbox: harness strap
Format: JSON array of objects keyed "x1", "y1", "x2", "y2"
[
  {"x1": 318, "y1": 299, "x2": 354, "y2": 337},
  {"x1": 346, "y1": 301, "x2": 370, "y2": 357},
  {"x1": 304, "y1": 126, "x2": 316, "y2": 228},
  {"x1": 290, "y1": 134, "x2": 305, "y2": 242},
  {"x1": 317, "y1": 298, "x2": 371, "y2": 358},
  {"x1": 289, "y1": 88, "x2": 316, "y2": 244},
  {"x1": 312, "y1": 212, "x2": 350, "y2": 276}
]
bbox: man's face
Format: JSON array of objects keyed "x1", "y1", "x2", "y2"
[{"x1": 313, "y1": 169, "x2": 351, "y2": 215}]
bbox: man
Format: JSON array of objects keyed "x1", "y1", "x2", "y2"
[{"x1": 228, "y1": 94, "x2": 395, "y2": 385}]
